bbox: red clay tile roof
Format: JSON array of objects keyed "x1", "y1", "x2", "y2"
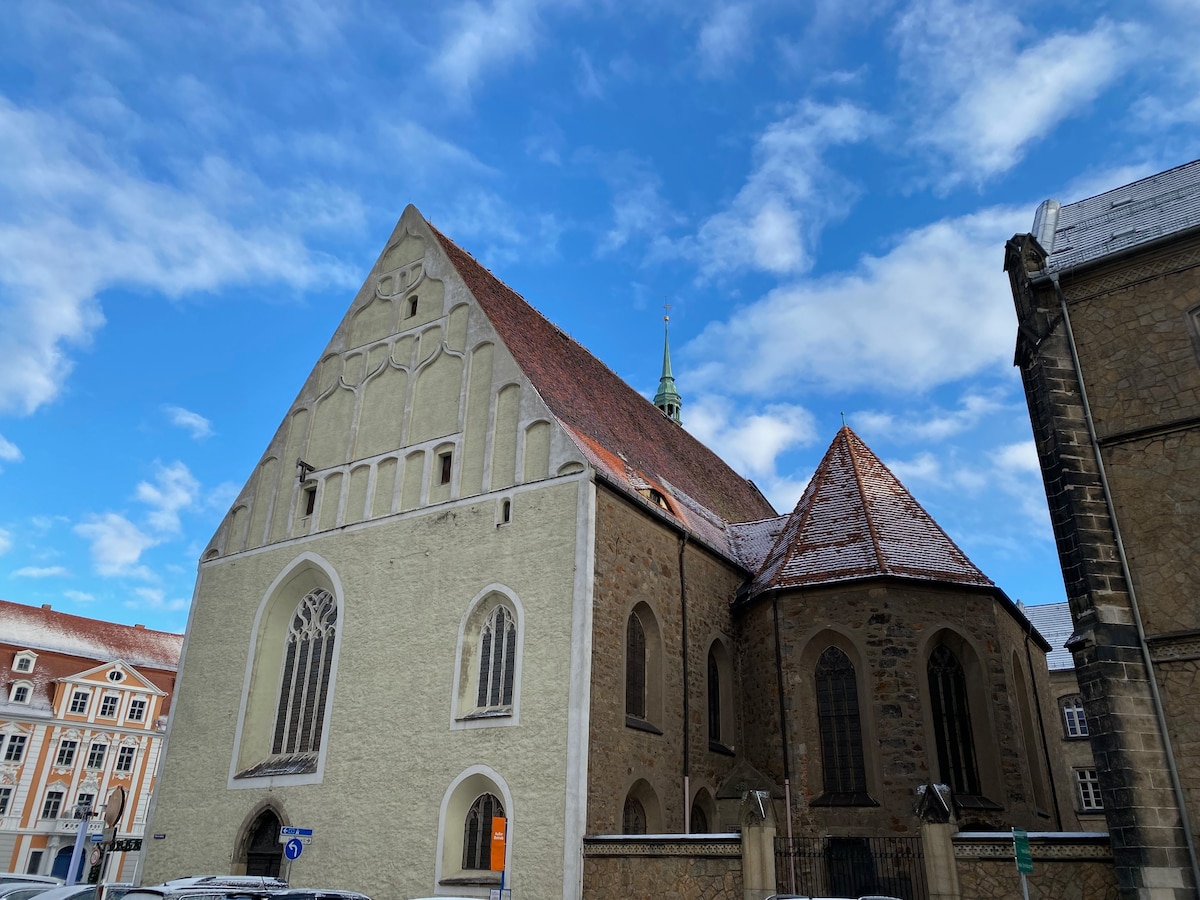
[
  {"x1": 428, "y1": 222, "x2": 777, "y2": 549},
  {"x1": 748, "y1": 427, "x2": 994, "y2": 595},
  {"x1": 0, "y1": 599, "x2": 183, "y2": 670}
]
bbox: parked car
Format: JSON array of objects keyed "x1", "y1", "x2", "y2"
[
  {"x1": 0, "y1": 883, "x2": 58, "y2": 900},
  {"x1": 0, "y1": 879, "x2": 62, "y2": 888},
  {"x1": 123, "y1": 883, "x2": 368, "y2": 900}
]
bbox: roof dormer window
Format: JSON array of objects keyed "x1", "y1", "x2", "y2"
[
  {"x1": 637, "y1": 487, "x2": 672, "y2": 513},
  {"x1": 9, "y1": 682, "x2": 32, "y2": 704},
  {"x1": 13, "y1": 651, "x2": 36, "y2": 673}
]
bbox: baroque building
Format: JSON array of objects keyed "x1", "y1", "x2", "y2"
[
  {"x1": 1006, "y1": 159, "x2": 1200, "y2": 900},
  {"x1": 145, "y1": 206, "x2": 1066, "y2": 899},
  {"x1": 0, "y1": 600, "x2": 182, "y2": 881}
]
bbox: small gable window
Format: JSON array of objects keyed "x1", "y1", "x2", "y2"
[
  {"x1": 99, "y1": 695, "x2": 119, "y2": 718},
  {"x1": 13, "y1": 651, "x2": 36, "y2": 673},
  {"x1": 107, "y1": 669, "x2": 124, "y2": 683},
  {"x1": 9, "y1": 682, "x2": 32, "y2": 705}
]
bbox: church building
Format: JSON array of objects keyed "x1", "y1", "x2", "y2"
[{"x1": 144, "y1": 206, "x2": 1063, "y2": 899}]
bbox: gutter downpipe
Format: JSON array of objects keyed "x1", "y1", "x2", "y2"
[
  {"x1": 679, "y1": 533, "x2": 691, "y2": 833},
  {"x1": 772, "y1": 592, "x2": 795, "y2": 894},
  {"x1": 1052, "y1": 272, "x2": 1200, "y2": 889}
]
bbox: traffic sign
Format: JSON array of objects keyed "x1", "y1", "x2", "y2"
[
  {"x1": 284, "y1": 839, "x2": 303, "y2": 861},
  {"x1": 1012, "y1": 828, "x2": 1033, "y2": 873},
  {"x1": 279, "y1": 827, "x2": 313, "y2": 844}
]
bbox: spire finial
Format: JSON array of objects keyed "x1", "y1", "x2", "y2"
[{"x1": 654, "y1": 306, "x2": 683, "y2": 424}]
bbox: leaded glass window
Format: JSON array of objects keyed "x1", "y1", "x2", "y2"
[
  {"x1": 928, "y1": 644, "x2": 981, "y2": 796},
  {"x1": 476, "y1": 606, "x2": 517, "y2": 711},
  {"x1": 707, "y1": 648, "x2": 721, "y2": 743},
  {"x1": 815, "y1": 646, "x2": 868, "y2": 797},
  {"x1": 626, "y1": 613, "x2": 646, "y2": 719},
  {"x1": 462, "y1": 793, "x2": 503, "y2": 870},
  {"x1": 271, "y1": 588, "x2": 337, "y2": 755}
]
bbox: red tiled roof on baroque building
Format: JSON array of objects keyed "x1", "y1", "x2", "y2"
[
  {"x1": 0, "y1": 599, "x2": 183, "y2": 670},
  {"x1": 428, "y1": 223, "x2": 777, "y2": 549},
  {"x1": 748, "y1": 427, "x2": 994, "y2": 596}
]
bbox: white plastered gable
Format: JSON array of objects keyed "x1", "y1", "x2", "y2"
[
  {"x1": 201, "y1": 205, "x2": 590, "y2": 561},
  {"x1": 63, "y1": 660, "x2": 165, "y2": 696}
]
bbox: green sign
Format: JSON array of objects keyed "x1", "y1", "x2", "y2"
[{"x1": 1012, "y1": 828, "x2": 1033, "y2": 873}]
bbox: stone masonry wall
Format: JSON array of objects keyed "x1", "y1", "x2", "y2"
[
  {"x1": 1006, "y1": 232, "x2": 1198, "y2": 897},
  {"x1": 954, "y1": 833, "x2": 1118, "y2": 900},
  {"x1": 587, "y1": 485, "x2": 747, "y2": 835},
  {"x1": 582, "y1": 836, "x2": 742, "y2": 900}
]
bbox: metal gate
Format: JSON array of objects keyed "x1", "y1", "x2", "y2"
[{"x1": 774, "y1": 835, "x2": 928, "y2": 900}]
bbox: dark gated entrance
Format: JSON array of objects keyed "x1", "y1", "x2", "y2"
[{"x1": 775, "y1": 835, "x2": 928, "y2": 900}]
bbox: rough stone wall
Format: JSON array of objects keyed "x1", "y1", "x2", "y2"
[
  {"x1": 1006, "y1": 232, "x2": 1199, "y2": 897},
  {"x1": 587, "y1": 486, "x2": 746, "y2": 835},
  {"x1": 582, "y1": 838, "x2": 742, "y2": 900},
  {"x1": 737, "y1": 579, "x2": 1052, "y2": 837},
  {"x1": 954, "y1": 835, "x2": 1118, "y2": 900}
]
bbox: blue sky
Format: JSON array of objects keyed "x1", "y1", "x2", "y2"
[{"x1": 1, "y1": 0, "x2": 1196, "y2": 634}]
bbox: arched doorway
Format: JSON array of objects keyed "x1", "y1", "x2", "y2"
[
  {"x1": 243, "y1": 809, "x2": 284, "y2": 877},
  {"x1": 50, "y1": 846, "x2": 74, "y2": 880}
]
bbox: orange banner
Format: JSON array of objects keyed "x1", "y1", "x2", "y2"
[{"x1": 490, "y1": 816, "x2": 507, "y2": 871}]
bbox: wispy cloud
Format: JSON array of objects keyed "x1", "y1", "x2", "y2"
[
  {"x1": 130, "y1": 586, "x2": 189, "y2": 613},
  {"x1": 688, "y1": 100, "x2": 881, "y2": 277},
  {"x1": 0, "y1": 95, "x2": 356, "y2": 416},
  {"x1": 165, "y1": 406, "x2": 213, "y2": 440},
  {"x1": 0, "y1": 529, "x2": 10, "y2": 555},
  {"x1": 136, "y1": 462, "x2": 201, "y2": 534},
  {"x1": 14, "y1": 565, "x2": 69, "y2": 578},
  {"x1": 64, "y1": 589, "x2": 94, "y2": 602},
  {"x1": 685, "y1": 205, "x2": 1026, "y2": 394},
  {"x1": 854, "y1": 392, "x2": 1012, "y2": 442},
  {"x1": 696, "y1": 3, "x2": 754, "y2": 76},
  {"x1": 430, "y1": 0, "x2": 548, "y2": 100},
  {"x1": 74, "y1": 514, "x2": 159, "y2": 579},
  {"x1": 893, "y1": 0, "x2": 1138, "y2": 185},
  {"x1": 0, "y1": 434, "x2": 21, "y2": 472}
]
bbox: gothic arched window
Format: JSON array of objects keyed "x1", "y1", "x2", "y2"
[
  {"x1": 462, "y1": 793, "x2": 504, "y2": 870},
  {"x1": 814, "y1": 646, "x2": 869, "y2": 803},
  {"x1": 626, "y1": 613, "x2": 647, "y2": 719},
  {"x1": 622, "y1": 796, "x2": 646, "y2": 835},
  {"x1": 928, "y1": 644, "x2": 981, "y2": 796},
  {"x1": 476, "y1": 606, "x2": 517, "y2": 711},
  {"x1": 707, "y1": 648, "x2": 721, "y2": 743},
  {"x1": 271, "y1": 588, "x2": 337, "y2": 756}
]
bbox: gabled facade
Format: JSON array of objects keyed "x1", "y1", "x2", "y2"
[
  {"x1": 0, "y1": 600, "x2": 182, "y2": 881},
  {"x1": 1006, "y1": 159, "x2": 1200, "y2": 899},
  {"x1": 147, "y1": 207, "x2": 1063, "y2": 900}
]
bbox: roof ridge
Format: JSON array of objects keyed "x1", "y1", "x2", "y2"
[{"x1": 842, "y1": 426, "x2": 888, "y2": 575}]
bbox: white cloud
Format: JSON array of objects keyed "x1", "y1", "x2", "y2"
[
  {"x1": 430, "y1": 0, "x2": 547, "y2": 99},
  {"x1": 165, "y1": 406, "x2": 213, "y2": 440},
  {"x1": 689, "y1": 100, "x2": 881, "y2": 277},
  {"x1": 684, "y1": 394, "x2": 817, "y2": 509},
  {"x1": 13, "y1": 566, "x2": 69, "y2": 578},
  {"x1": 893, "y1": 0, "x2": 1137, "y2": 184},
  {"x1": 0, "y1": 95, "x2": 355, "y2": 416},
  {"x1": 136, "y1": 462, "x2": 201, "y2": 534},
  {"x1": 686, "y1": 205, "x2": 1027, "y2": 394},
  {"x1": 0, "y1": 434, "x2": 22, "y2": 463},
  {"x1": 74, "y1": 514, "x2": 158, "y2": 579},
  {"x1": 64, "y1": 589, "x2": 94, "y2": 602},
  {"x1": 130, "y1": 587, "x2": 189, "y2": 613},
  {"x1": 697, "y1": 3, "x2": 754, "y2": 76},
  {"x1": 0, "y1": 529, "x2": 10, "y2": 555},
  {"x1": 854, "y1": 392, "x2": 1010, "y2": 442}
]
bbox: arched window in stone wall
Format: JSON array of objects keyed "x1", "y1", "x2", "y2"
[
  {"x1": 928, "y1": 644, "x2": 981, "y2": 797},
  {"x1": 814, "y1": 646, "x2": 870, "y2": 804},
  {"x1": 462, "y1": 793, "x2": 504, "y2": 871},
  {"x1": 626, "y1": 614, "x2": 646, "y2": 719},
  {"x1": 453, "y1": 587, "x2": 524, "y2": 727},
  {"x1": 272, "y1": 588, "x2": 337, "y2": 756},
  {"x1": 622, "y1": 797, "x2": 646, "y2": 835},
  {"x1": 625, "y1": 603, "x2": 663, "y2": 729}
]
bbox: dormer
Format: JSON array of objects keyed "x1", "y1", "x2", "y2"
[
  {"x1": 12, "y1": 650, "x2": 37, "y2": 674},
  {"x1": 8, "y1": 681, "x2": 33, "y2": 705}
]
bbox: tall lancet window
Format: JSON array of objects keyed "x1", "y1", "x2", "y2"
[
  {"x1": 476, "y1": 606, "x2": 517, "y2": 711},
  {"x1": 626, "y1": 613, "x2": 647, "y2": 719},
  {"x1": 928, "y1": 644, "x2": 981, "y2": 796},
  {"x1": 272, "y1": 588, "x2": 337, "y2": 755},
  {"x1": 815, "y1": 646, "x2": 869, "y2": 803}
]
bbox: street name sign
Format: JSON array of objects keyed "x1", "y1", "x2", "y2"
[{"x1": 279, "y1": 827, "x2": 313, "y2": 845}]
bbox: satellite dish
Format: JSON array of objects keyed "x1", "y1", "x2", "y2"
[{"x1": 103, "y1": 786, "x2": 126, "y2": 828}]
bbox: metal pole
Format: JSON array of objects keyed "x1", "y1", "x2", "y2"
[{"x1": 65, "y1": 806, "x2": 91, "y2": 885}]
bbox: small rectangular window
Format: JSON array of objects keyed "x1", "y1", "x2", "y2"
[
  {"x1": 0, "y1": 787, "x2": 11, "y2": 815},
  {"x1": 15, "y1": 657, "x2": 32, "y2": 672},
  {"x1": 1075, "y1": 768, "x2": 1104, "y2": 810},
  {"x1": 3, "y1": 735, "x2": 27, "y2": 763},
  {"x1": 128, "y1": 699, "x2": 147, "y2": 722},
  {"x1": 304, "y1": 486, "x2": 317, "y2": 517},
  {"x1": 86, "y1": 743, "x2": 107, "y2": 769},
  {"x1": 1063, "y1": 697, "x2": 1089, "y2": 738},
  {"x1": 407, "y1": 296, "x2": 418, "y2": 318},
  {"x1": 12, "y1": 685, "x2": 29, "y2": 703},
  {"x1": 70, "y1": 691, "x2": 89, "y2": 714},
  {"x1": 25, "y1": 851, "x2": 42, "y2": 875},
  {"x1": 115, "y1": 746, "x2": 136, "y2": 773},
  {"x1": 99, "y1": 695, "x2": 119, "y2": 718},
  {"x1": 41, "y1": 791, "x2": 63, "y2": 819},
  {"x1": 75, "y1": 793, "x2": 95, "y2": 818},
  {"x1": 56, "y1": 740, "x2": 78, "y2": 767},
  {"x1": 439, "y1": 452, "x2": 453, "y2": 485}
]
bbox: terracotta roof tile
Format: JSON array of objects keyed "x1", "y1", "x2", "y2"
[
  {"x1": 428, "y1": 223, "x2": 777, "y2": 549},
  {"x1": 0, "y1": 599, "x2": 183, "y2": 670},
  {"x1": 749, "y1": 427, "x2": 994, "y2": 595}
]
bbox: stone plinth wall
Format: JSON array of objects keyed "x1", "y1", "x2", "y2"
[
  {"x1": 954, "y1": 833, "x2": 1118, "y2": 900},
  {"x1": 582, "y1": 835, "x2": 742, "y2": 900}
]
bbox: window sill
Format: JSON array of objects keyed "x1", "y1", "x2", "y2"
[
  {"x1": 954, "y1": 794, "x2": 1004, "y2": 811},
  {"x1": 461, "y1": 708, "x2": 513, "y2": 721},
  {"x1": 234, "y1": 753, "x2": 318, "y2": 779},
  {"x1": 811, "y1": 791, "x2": 879, "y2": 808},
  {"x1": 625, "y1": 715, "x2": 663, "y2": 735},
  {"x1": 440, "y1": 872, "x2": 501, "y2": 887},
  {"x1": 708, "y1": 740, "x2": 735, "y2": 756}
]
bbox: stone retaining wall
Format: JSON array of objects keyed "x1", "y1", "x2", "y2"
[
  {"x1": 581, "y1": 835, "x2": 742, "y2": 900},
  {"x1": 954, "y1": 832, "x2": 1118, "y2": 900}
]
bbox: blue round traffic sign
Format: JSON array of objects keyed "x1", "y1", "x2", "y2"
[{"x1": 284, "y1": 838, "x2": 303, "y2": 860}]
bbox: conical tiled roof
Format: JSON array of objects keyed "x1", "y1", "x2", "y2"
[
  {"x1": 427, "y1": 222, "x2": 776, "y2": 552},
  {"x1": 748, "y1": 427, "x2": 994, "y2": 596}
]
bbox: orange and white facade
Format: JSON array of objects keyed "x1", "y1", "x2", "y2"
[{"x1": 0, "y1": 601, "x2": 182, "y2": 881}]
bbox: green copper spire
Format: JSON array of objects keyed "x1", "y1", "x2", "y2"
[{"x1": 653, "y1": 314, "x2": 682, "y2": 424}]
